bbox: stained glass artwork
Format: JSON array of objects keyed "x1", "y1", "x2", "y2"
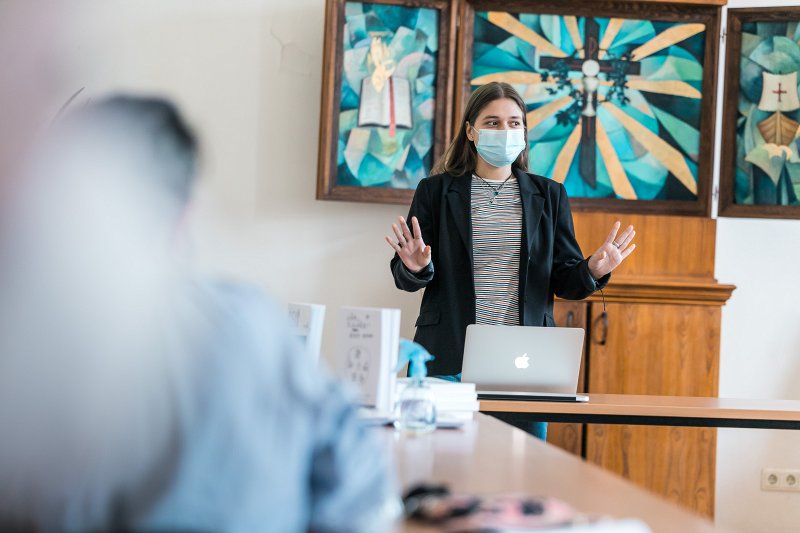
[
  {"x1": 734, "y1": 20, "x2": 800, "y2": 206},
  {"x1": 337, "y1": 2, "x2": 440, "y2": 190},
  {"x1": 470, "y1": 11, "x2": 709, "y2": 201}
]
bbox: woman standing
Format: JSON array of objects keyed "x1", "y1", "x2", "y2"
[{"x1": 386, "y1": 83, "x2": 635, "y2": 434}]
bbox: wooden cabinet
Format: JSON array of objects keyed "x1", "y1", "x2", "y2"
[
  {"x1": 585, "y1": 299, "x2": 722, "y2": 517},
  {"x1": 544, "y1": 212, "x2": 735, "y2": 519},
  {"x1": 546, "y1": 302, "x2": 587, "y2": 457},
  {"x1": 548, "y1": 287, "x2": 730, "y2": 518}
]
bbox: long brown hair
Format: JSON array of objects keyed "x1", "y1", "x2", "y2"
[{"x1": 432, "y1": 82, "x2": 528, "y2": 176}]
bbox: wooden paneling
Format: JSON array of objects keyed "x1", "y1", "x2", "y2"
[
  {"x1": 547, "y1": 301, "x2": 588, "y2": 456},
  {"x1": 585, "y1": 300, "x2": 722, "y2": 518},
  {"x1": 587, "y1": 302, "x2": 720, "y2": 396},
  {"x1": 586, "y1": 425, "x2": 717, "y2": 517},
  {"x1": 546, "y1": 421, "x2": 584, "y2": 457},
  {"x1": 571, "y1": 212, "x2": 718, "y2": 278},
  {"x1": 547, "y1": 212, "x2": 733, "y2": 519}
]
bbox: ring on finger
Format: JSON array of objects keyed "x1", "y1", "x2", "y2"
[{"x1": 612, "y1": 241, "x2": 622, "y2": 249}]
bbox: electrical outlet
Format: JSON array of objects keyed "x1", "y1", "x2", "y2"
[
  {"x1": 762, "y1": 468, "x2": 782, "y2": 491},
  {"x1": 783, "y1": 470, "x2": 800, "y2": 492},
  {"x1": 761, "y1": 468, "x2": 800, "y2": 492}
]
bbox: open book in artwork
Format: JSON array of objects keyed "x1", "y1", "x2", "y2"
[{"x1": 358, "y1": 76, "x2": 413, "y2": 135}]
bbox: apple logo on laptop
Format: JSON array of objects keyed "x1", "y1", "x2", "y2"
[{"x1": 514, "y1": 353, "x2": 530, "y2": 369}]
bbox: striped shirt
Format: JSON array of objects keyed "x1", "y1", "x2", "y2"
[{"x1": 471, "y1": 174, "x2": 523, "y2": 326}]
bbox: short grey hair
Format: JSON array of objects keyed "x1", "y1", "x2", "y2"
[{"x1": 62, "y1": 95, "x2": 198, "y2": 208}]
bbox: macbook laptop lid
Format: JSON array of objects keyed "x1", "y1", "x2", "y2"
[{"x1": 461, "y1": 324, "x2": 587, "y2": 401}]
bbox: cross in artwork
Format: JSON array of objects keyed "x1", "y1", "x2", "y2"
[
  {"x1": 539, "y1": 18, "x2": 640, "y2": 188},
  {"x1": 773, "y1": 83, "x2": 788, "y2": 103}
]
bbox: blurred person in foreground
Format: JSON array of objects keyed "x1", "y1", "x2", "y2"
[{"x1": 0, "y1": 96, "x2": 398, "y2": 532}]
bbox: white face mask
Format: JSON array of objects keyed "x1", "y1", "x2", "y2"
[{"x1": 474, "y1": 128, "x2": 526, "y2": 168}]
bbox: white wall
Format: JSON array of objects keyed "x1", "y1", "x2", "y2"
[
  {"x1": 716, "y1": 220, "x2": 800, "y2": 533},
  {"x1": 713, "y1": 1, "x2": 800, "y2": 531},
  {"x1": 62, "y1": 0, "x2": 423, "y2": 362},
  {"x1": 59, "y1": 1, "x2": 800, "y2": 530}
]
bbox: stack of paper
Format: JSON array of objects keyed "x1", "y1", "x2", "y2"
[
  {"x1": 396, "y1": 377, "x2": 478, "y2": 422},
  {"x1": 288, "y1": 302, "x2": 326, "y2": 362},
  {"x1": 335, "y1": 307, "x2": 400, "y2": 413}
]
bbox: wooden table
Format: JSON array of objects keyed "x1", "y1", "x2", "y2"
[
  {"x1": 479, "y1": 394, "x2": 800, "y2": 429},
  {"x1": 378, "y1": 413, "x2": 727, "y2": 532}
]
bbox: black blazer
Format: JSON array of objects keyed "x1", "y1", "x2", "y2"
[{"x1": 390, "y1": 167, "x2": 610, "y2": 376}]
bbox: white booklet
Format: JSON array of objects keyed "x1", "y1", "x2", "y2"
[
  {"x1": 288, "y1": 303, "x2": 326, "y2": 363},
  {"x1": 336, "y1": 307, "x2": 400, "y2": 412}
]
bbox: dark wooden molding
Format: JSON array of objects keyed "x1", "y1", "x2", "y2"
[{"x1": 566, "y1": 276, "x2": 736, "y2": 306}]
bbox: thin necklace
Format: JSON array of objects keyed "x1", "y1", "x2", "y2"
[{"x1": 474, "y1": 173, "x2": 513, "y2": 203}]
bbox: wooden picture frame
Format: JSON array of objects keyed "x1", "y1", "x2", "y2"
[
  {"x1": 719, "y1": 7, "x2": 800, "y2": 219},
  {"x1": 456, "y1": 0, "x2": 721, "y2": 216},
  {"x1": 317, "y1": 0, "x2": 456, "y2": 204}
]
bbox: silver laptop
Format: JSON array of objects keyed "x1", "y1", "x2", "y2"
[{"x1": 461, "y1": 324, "x2": 589, "y2": 402}]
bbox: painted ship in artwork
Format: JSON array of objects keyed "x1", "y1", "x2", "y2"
[
  {"x1": 757, "y1": 71, "x2": 800, "y2": 147},
  {"x1": 742, "y1": 70, "x2": 800, "y2": 205}
]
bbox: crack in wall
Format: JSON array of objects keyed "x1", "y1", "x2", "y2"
[{"x1": 269, "y1": 23, "x2": 313, "y2": 77}]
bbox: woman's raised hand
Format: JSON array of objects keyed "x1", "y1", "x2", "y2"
[
  {"x1": 587, "y1": 221, "x2": 636, "y2": 279},
  {"x1": 385, "y1": 216, "x2": 431, "y2": 273}
]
